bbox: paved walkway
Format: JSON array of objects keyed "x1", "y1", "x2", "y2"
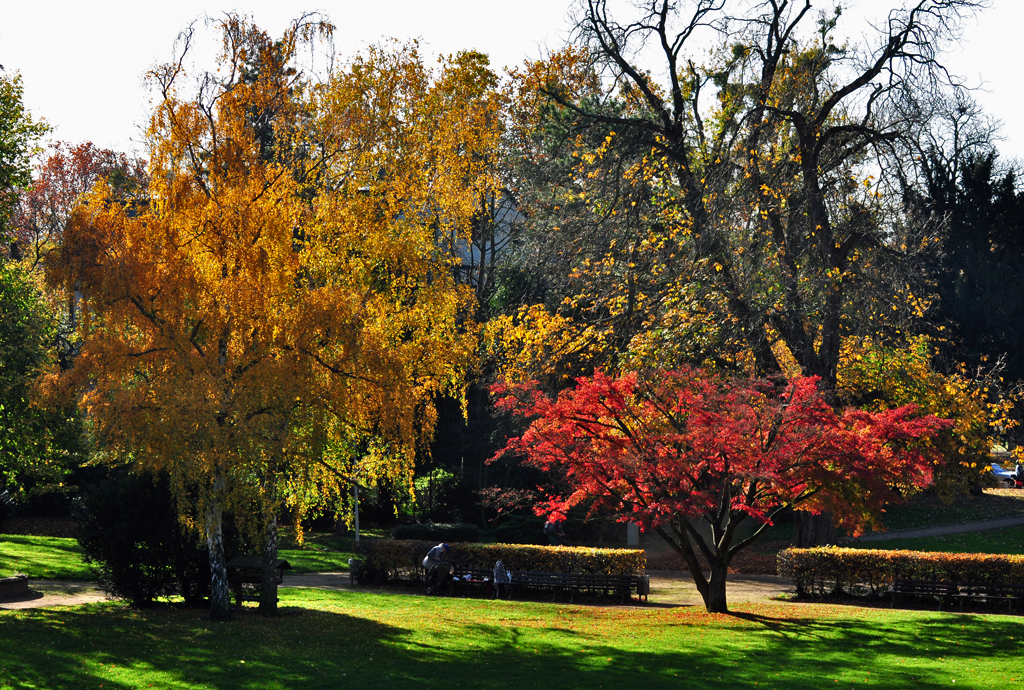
[
  {"x1": 856, "y1": 515, "x2": 1024, "y2": 542},
  {"x1": 282, "y1": 570, "x2": 794, "y2": 607},
  {"x1": 0, "y1": 579, "x2": 107, "y2": 610},
  {"x1": 0, "y1": 572, "x2": 796, "y2": 610}
]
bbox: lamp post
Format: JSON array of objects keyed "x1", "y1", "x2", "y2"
[{"x1": 353, "y1": 482, "x2": 360, "y2": 548}]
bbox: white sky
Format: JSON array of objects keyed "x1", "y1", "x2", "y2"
[{"x1": 2, "y1": 1, "x2": 1021, "y2": 162}]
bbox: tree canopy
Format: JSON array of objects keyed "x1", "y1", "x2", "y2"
[
  {"x1": 497, "y1": 0, "x2": 984, "y2": 391},
  {"x1": 494, "y1": 368, "x2": 949, "y2": 611},
  {"x1": 0, "y1": 70, "x2": 48, "y2": 243},
  {"x1": 47, "y1": 16, "x2": 478, "y2": 618}
]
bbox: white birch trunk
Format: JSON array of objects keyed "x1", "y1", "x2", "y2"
[
  {"x1": 259, "y1": 513, "x2": 279, "y2": 615},
  {"x1": 206, "y1": 497, "x2": 232, "y2": 620}
]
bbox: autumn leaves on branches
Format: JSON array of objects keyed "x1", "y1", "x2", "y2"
[
  {"x1": 46, "y1": 16, "x2": 484, "y2": 618},
  {"x1": 493, "y1": 368, "x2": 949, "y2": 611}
]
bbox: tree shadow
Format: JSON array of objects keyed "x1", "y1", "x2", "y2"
[{"x1": 1, "y1": 593, "x2": 1022, "y2": 689}]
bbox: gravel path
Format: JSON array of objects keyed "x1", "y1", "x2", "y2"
[
  {"x1": 855, "y1": 515, "x2": 1024, "y2": 542},
  {"x1": 0, "y1": 579, "x2": 107, "y2": 610},
  {"x1": 282, "y1": 570, "x2": 794, "y2": 607},
  {"x1": 0, "y1": 572, "x2": 795, "y2": 610}
]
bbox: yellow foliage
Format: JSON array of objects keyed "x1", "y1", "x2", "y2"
[
  {"x1": 837, "y1": 335, "x2": 1016, "y2": 495},
  {"x1": 484, "y1": 304, "x2": 609, "y2": 385},
  {"x1": 46, "y1": 18, "x2": 480, "y2": 537}
]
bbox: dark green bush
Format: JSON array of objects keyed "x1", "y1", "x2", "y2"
[
  {"x1": 486, "y1": 514, "x2": 546, "y2": 545},
  {"x1": 73, "y1": 470, "x2": 209, "y2": 607},
  {"x1": 0, "y1": 489, "x2": 13, "y2": 527},
  {"x1": 391, "y1": 522, "x2": 480, "y2": 543}
]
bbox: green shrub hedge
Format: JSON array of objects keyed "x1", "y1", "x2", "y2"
[
  {"x1": 778, "y1": 547, "x2": 1024, "y2": 597},
  {"x1": 73, "y1": 471, "x2": 210, "y2": 607},
  {"x1": 390, "y1": 523, "x2": 480, "y2": 543},
  {"x1": 358, "y1": 539, "x2": 645, "y2": 585}
]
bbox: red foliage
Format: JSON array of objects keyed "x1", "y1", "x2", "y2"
[
  {"x1": 12, "y1": 141, "x2": 146, "y2": 268},
  {"x1": 492, "y1": 368, "x2": 951, "y2": 538}
]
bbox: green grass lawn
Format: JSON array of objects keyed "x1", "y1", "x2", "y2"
[
  {"x1": 1, "y1": 589, "x2": 1023, "y2": 689},
  {"x1": 851, "y1": 525, "x2": 1024, "y2": 555},
  {"x1": 868, "y1": 490, "x2": 1024, "y2": 533},
  {"x1": 0, "y1": 535, "x2": 90, "y2": 580},
  {"x1": 0, "y1": 529, "x2": 359, "y2": 580},
  {"x1": 277, "y1": 528, "x2": 362, "y2": 573},
  {"x1": 668, "y1": 491, "x2": 1024, "y2": 554}
]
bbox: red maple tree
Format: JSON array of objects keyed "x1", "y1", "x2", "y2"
[
  {"x1": 492, "y1": 368, "x2": 950, "y2": 612},
  {"x1": 12, "y1": 141, "x2": 145, "y2": 270}
]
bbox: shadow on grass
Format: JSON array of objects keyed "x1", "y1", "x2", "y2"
[{"x1": 1, "y1": 592, "x2": 1023, "y2": 689}]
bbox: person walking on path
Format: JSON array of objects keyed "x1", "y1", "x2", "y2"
[{"x1": 544, "y1": 517, "x2": 567, "y2": 546}]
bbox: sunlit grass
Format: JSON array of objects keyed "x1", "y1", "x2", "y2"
[
  {"x1": 851, "y1": 525, "x2": 1024, "y2": 555},
  {"x1": 0, "y1": 535, "x2": 90, "y2": 580},
  {"x1": 278, "y1": 528, "x2": 361, "y2": 573},
  {"x1": 1, "y1": 588, "x2": 1023, "y2": 689},
  {"x1": 0, "y1": 529, "x2": 360, "y2": 580}
]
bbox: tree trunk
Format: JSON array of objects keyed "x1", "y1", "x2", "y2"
[
  {"x1": 657, "y1": 522, "x2": 731, "y2": 613},
  {"x1": 704, "y1": 560, "x2": 730, "y2": 613},
  {"x1": 259, "y1": 513, "x2": 279, "y2": 616},
  {"x1": 206, "y1": 499, "x2": 232, "y2": 621},
  {"x1": 793, "y1": 511, "x2": 837, "y2": 548}
]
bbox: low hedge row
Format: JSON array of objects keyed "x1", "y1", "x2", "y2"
[
  {"x1": 778, "y1": 547, "x2": 1024, "y2": 597},
  {"x1": 390, "y1": 523, "x2": 480, "y2": 543},
  {"x1": 357, "y1": 539, "x2": 645, "y2": 586}
]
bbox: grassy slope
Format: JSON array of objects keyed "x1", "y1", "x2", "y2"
[
  {"x1": 851, "y1": 525, "x2": 1024, "y2": 555},
  {"x1": 870, "y1": 490, "x2": 1024, "y2": 532},
  {"x1": 0, "y1": 529, "x2": 359, "y2": 580},
  {"x1": 1, "y1": 589, "x2": 1023, "y2": 689},
  {"x1": 0, "y1": 535, "x2": 91, "y2": 580},
  {"x1": 277, "y1": 529, "x2": 356, "y2": 573}
]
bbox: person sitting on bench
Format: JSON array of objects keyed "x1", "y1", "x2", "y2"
[{"x1": 422, "y1": 543, "x2": 451, "y2": 594}]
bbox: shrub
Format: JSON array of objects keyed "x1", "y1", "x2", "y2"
[
  {"x1": 391, "y1": 523, "x2": 480, "y2": 543},
  {"x1": 486, "y1": 515, "x2": 546, "y2": 545},
  {"x1": 359, "y1": 539, "x2": 645, "y2": 585},
  {"x1": 778, "y1": 547, "x2": 1024, "y2": 597},
  {"x1": 73, "y1": 470, "x2": 210, "y2": 607}
]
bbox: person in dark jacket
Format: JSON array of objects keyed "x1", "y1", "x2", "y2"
[
  {"x1": 544, "y1": 518, "x2": 567, "y2": 546},
  {"x1": 422, "y1": 543, "x2": 450, "y2": 594}
]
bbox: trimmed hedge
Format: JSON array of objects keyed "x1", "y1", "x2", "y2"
[
  {"x1": 390, "y1": 523, "x2": 480, "y2": 543},
  {"x1": 778, "y1": 547, "x2": 1024, "y2": 597},
  {"x1": 359, "y1": 539, "x2": 645, "y2": 586}
]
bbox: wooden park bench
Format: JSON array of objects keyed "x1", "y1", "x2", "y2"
[
  {"x1": 445, "y1": 568, "x2": 650, "y2": 604},
  {"x1": 226, "y1": 557, "x2": 291, "y2": 609},
  {"x1": 891, "y1": 579, "x2": 1024, "y2": 614},
  {"x1": 953, "y1": 583, "x2": 1024, "y2": 613},
  {"x1": 511, "y1": 571, "x2": 650, "y2": 604},
  {"x1": 447, "y1": 567, "x2": 498, "y2": 598}
]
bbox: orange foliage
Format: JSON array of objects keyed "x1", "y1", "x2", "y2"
[{"x1": 45, "y1": 16, "x2": 481, "y2": 613}]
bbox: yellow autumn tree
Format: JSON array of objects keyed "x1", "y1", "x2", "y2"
[
  {"x1": 497, "y1": 2, "x2": 969, "y2": 393},
  {"x1": 47, "y1": 17, "x2": 477, "y2": 619},
  {"x1": 283, "y1": 40, "x2": 504, "y2": 532},
  {"x1": 837, "y1": 335, "x2": 1016, "y2": 497}
]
